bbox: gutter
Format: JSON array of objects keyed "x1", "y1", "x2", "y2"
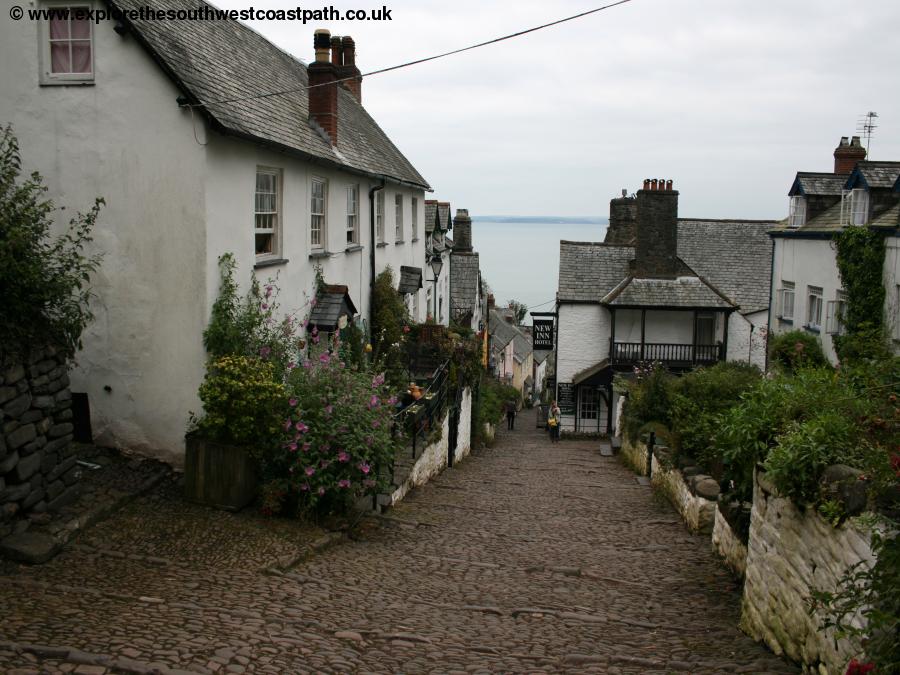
[{"x1": 369, "y1": 181, "x2": 385, "y2": 327}]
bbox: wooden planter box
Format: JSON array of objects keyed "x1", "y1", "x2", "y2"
[{"x1": 184, "y1": 434, "x2": 258, "y2": 511}]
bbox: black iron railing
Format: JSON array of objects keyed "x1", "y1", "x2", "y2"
[
  {"x1": 611, "y1": 342, "x2": 723, "y2": 366},
  {"x1": 392, "y1": 358, "x2": 451, "y2": 459}
]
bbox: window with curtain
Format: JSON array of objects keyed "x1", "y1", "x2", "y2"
[{"x1": 43, "y1": 6, "x2": 93, "y2": 82}]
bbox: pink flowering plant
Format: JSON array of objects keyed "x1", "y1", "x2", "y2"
[{"x1": 263, "y1": 348, "x2": 399, "y2": 514}]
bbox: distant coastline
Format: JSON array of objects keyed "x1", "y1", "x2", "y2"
[{"x1": 472, "y1": 215, "x2": 608, "y2": 225}]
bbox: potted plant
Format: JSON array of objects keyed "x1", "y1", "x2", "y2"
[{"x1": 186, "y1": 355, "x2": 286, "y2": 510}]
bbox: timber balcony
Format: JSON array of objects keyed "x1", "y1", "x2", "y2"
[{"x1": 611, "y1": 342, "x2": 723, "y2": 367}]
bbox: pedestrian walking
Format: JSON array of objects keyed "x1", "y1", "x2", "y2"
[
  {"x1": 548, "y1": 400, "x2": 561, "y2": 443},
  {"x1": 505, "y1": 399, "x2": 517, "y2": 430}
]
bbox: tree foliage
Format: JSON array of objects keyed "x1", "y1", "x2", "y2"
[{"x1": 0, "y1": 125, "x2": 103, "y2": 358}]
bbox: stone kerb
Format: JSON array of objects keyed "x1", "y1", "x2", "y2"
[
  {"x1": 0, "y1": 346, "x2": 78, "y2": 543},
  {"x1": 740, "y1": 468, "x2": 874, "y2": 673},
  {"x1": 650, "y1": 449, "x2": 719, "y2": 534}
]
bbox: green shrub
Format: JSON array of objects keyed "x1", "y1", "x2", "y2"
[
  {"x1": 478, "y1": 376, "x2": 520, "y2": 427},
  {"x1": 190, "y1": 355, "x2": 287, "y2": 450},
  {"x1": 370, "y1": 267, "x2": 411, "y2": 389},
  {"x1": 621, "y1": 363, "x2": 674, "y2": 441},
  {"x1": 668, "y1": 361, "x2": 761, "y2": 476},
  {"x1": 0, "y1": 125, "x2": 103, "y2": 358},
  {"x1": 768, "y1": 330, "x2": 829, "y2": 373},
  {"x1": 764, "y1": 411, "x2": 858, "y2": 504}
]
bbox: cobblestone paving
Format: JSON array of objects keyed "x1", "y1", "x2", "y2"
[{"x1": 0, "y1": 410, "x2": 798, "y2": 674}]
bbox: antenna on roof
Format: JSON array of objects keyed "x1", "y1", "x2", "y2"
[{"x1": 856, "y1": 111, "x2": 878, "y2": 157}]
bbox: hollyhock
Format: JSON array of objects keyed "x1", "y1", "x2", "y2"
[
  {"x1": 305, "y1": 466, "x2": 316, "y2": 476},
  {"x1": 338, "y1": 479, "x2": 351, "y2": 489},
  {"x1": 317, "y1": 486, "x2": 325, "y2": 496},
  {"x1": 338, "y1": 451, "x2": 350, "y2": 463},
  {"x1": 358, "y1": 462, "x2": 371, "y2": 475},
  {"x1": 289, "y1": 398, "x2": 298, "y2": 407}
]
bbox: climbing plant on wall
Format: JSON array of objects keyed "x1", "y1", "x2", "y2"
[{"x1": 833, "y1": 226, "x2": 889, "y2": 361}]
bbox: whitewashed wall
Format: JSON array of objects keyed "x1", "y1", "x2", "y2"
[
  {"x1": 770, "y1": 237, "x2": 840, "y2": 364},
  {"x1": 453, "y1": 387, "x2": 473, "y2": 463},
  {"x1": 614, "y1": 308, "x2": 723, "y2": 344},
  {"x1": 556, "y1": 304, "x2": 608, "y2": 382},
  {"x1": 0, "y1": 12, "x2": 427, "y2": 463},
  {"x1": 885, "y1": 236, "x2": 900, "y2": 351},
  {"x1": 0, "y1": 12, "x2": 209, "y2": 464},
  {"x1": 726, "y1": 310, "x2": 767, "y2": 369}
]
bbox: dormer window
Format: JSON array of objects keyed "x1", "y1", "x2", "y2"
[
  {"x1": 788, "y1": 195, "x2": 806, "y2": 227},
  {"x1": 849, "y1": 188, "x2": 868, "y2": 225}
]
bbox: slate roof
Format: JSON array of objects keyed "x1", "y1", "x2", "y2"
[
  {"x1": 677, "y1": 220, "x2": 776, "y2": 314},
  {"x1": 437, "y1": 203, "x2": 452, "y2": 231},
  {"x1": 109, "y1": 0, "x2": 429, "y2": 189},
  {"x1": 558, "y1": 219, "x2": 777, "y2": 314},
  {"x1": 397, "y1": 266, "x2": 423, "y2": 294},
  {"x1": 847, "y1": 161, "x2": 900, "y2": 190},
  {"x1": 307, "y1": 285, "x2": 357, "y2": 331},
  {"x1": 533, "y1": 349, "x2": 552, "y2": 365},
  {"x1": 602, "y1": 276, "x2": 734, "y2": 309},
  {"x1": 782, "y1": 198, "x2": 900, "y2": 233},
  {"x1": 450, "y1": 253, "x2": 480, "y2": 317},
  {"x1": 789, "y1": 172, "x2": 848, "y2": 197},
  {"x1": 424, "y1": 201, "x2": 438, "y2": 234},
  {"x1": 512, "y1": 332, "x2": 532, "y2": 362}
]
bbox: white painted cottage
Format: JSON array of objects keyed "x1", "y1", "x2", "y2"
[
  {"x1": 555, "y1": 180, "x2": 777, "y2": 436},
  {"x1": 0, "y1": 0, "x2": 431, "y2": 463},
  {"x1": 770, "y1": 137, "x2": 900, "y2": 364},
  {"x1": 423, "y1": 200, "x2": 453, "y2": 326}
]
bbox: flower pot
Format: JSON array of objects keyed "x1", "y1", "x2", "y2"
[{"x1": 184, "y1": 433, "x2": 258, "y2": 511}]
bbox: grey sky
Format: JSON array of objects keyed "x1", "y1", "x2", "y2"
[{"x1": 215, "y1": 0, "x2": 900, "y2": 220}]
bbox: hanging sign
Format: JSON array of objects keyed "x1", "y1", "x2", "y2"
[{"x1": 533, "y1": 319, "x2": 554, "y2": 350}]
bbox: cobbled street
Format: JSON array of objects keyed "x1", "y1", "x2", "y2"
[{"x1": 0, "y1": 410, "x2": 797, "y2": 674}]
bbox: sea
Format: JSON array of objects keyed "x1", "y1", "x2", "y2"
[{"x1": 470, "y1": 216, "x2": 608, "y2": 325}]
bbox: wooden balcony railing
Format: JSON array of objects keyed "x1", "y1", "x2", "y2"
[{"x1": 611, "y1": 342, "x2": 723, "y2": 366}]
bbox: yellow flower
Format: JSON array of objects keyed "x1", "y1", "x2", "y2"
[{"x1": 365, "y1": 343, "x2": 373, "y2": 353}]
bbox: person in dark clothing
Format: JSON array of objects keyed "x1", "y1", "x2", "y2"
[{"x1": 505, "y1": 399, "x2": 517, "y2": 430}]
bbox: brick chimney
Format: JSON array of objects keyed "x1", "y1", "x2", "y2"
[
  {"x1": 605, "y1": 189, "x2": 637, "y2": 244},
  {"x1": 452, "y1": 209, "x2": 472, "y2": 252},
  {"x1": 487, "y1": 294, "x2": 495, "y2": 309},
  {"x1": 338, "y1": 36, "x2": 362, "y2": 103},
  {"x1": 634, "y1": 178, "x2": 679, "y2": 279},
  {"x1": 833, "y1": 136, "x2": 866, "y2": 174},
  {"x1": 308, "y1": 29, "x2": 339, "y2": 145}
]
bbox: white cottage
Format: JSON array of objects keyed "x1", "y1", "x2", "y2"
[
  {"x1": 424, "y1": 200, "x2": 453, "y2": 326},
  {"x1": 555, "y1": 179, "x2": 776, "y2": 436},
  {"x1": 0, "y1": 1, "x2": 431, "y2": 463},
  {"x1": 770, "y1": 137, "x2": 900, "y2": 364}
]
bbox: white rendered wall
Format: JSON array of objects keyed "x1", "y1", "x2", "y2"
[
  {"x1": 884, "y1": 236, "x2": 900, "y2": 352},
  {"x1": 0, "y1": 14, "x2": 209, "y2": 464},
  {"x1": 726, "y1": 310, "x2": 767, "y2": 369},
  {"x1": 556, "y1": 304, "x2": 609, "y2": 383},
  {"x1": 769, "y1": 237, "x2": 841, "y2": 364}
]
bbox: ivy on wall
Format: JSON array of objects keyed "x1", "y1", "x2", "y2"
[{"x1": 833, "y1": 226, "x2": 888, "y2": 361}]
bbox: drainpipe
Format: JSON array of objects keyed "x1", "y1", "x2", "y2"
[
  {"x1": 765, "y1": 236, "x2": 776, "y2": 372},
  {"x1": 369, "y1": 181, "x2": 385, "y2": 327}
]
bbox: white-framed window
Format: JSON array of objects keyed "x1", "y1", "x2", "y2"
[
  {"x1": 778, "y1": 281, "x2": 795, "y2": 321},
  {"x1": 376, "y1": 190, "x2": 385, "y2": 243},
  {"x1": 788, "y1": 195, "x2": 806, "y2": 228},
  {"x1": 411, "y1": 197, "x2": 419, "y2": 240},
  {"x1": 806, "y1": 286, "x2": 823, "y2": 330},
  {"x1": 579, "y1": 388, "x2": 600, "y2": 420},
  {"x1": 40, "y1": 4, "x2": 94, "y2": 84},
  {"x1": 825, "y1": 290, "x2": 848, "y2": 336},
  {"x1": 254, "y1": 168, "x2": 281, "y2": 257},
  {"x1": 310, "y1": 177, "x2": 327, "y2": 249},
  {"x1": 395, "y1": 194, "x2": 404, "y2": 242},
  {"x1": 346, "y1": 185, "x2": 358, "y2": 245},
  {"x1": 850, "y1": 188, "x2": 869, "y2": 225}
]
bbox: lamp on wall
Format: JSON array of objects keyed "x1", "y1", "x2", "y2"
[{"x1": 429, "y1": 254, "x2": 443, "y2": 322}]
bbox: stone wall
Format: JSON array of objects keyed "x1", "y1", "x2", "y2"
[
  {"x1": 740, "y1": 469, "x2": 873, "y2": 674},
  {"x1": 650, "y1": 453, "x2": 718, "y2": 534},
  {"x1": 452, "y1": 388, "x2": 473, "y2": 463},
  {"x1": 712, "y1": 505, "x2": 748, "y2": 579},
  {"x1": 620, "y1": 436, "x2": 649, "y2": 475},
  {"x1": 1, "y1": 347, "x2": 78, "y2": 538}
]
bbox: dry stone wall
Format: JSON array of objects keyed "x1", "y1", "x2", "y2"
[
  {"x1": 650, "y1": 451, "x2": 718, "y2": 534},
  {"x1": 0, "y1": 347, "x2": 78, "y2": 538},
  {"x1": 740, "y1": 469, "x2": 873, "y2": 674},
  {"x1": 712, "y1": 505, "x2": 748, "y2": 578}
]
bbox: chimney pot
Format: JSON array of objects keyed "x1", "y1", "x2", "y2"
[
  {"x1": 643, "y1": 179, "x2": 651, "y2": 190},
  {"x1": 833, "y1": 134, "x2": 866, "y2": 174},
  {"x1": 666, "y1": 179, "x2": 673, "y2": 191},
  {"x1": 313, "y1": 29, "x2": 331, "y2": 62},
  {"x1": 336, "y1": 35, "x2": 362, "y2": 102},
  {"x1": 330, "y1": 35, "x2": 343, "y2": 66},
  {"x1": 650, "y1": 179, "x2": 658, "y2": 191},
  {"x1": 634, "y1": 177, "x2": 679, "y2": 279}
]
